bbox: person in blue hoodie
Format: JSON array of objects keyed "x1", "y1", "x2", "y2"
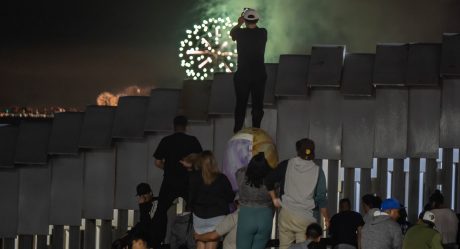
[{"x1": 265, "y1": 138, "x2": 329, "y2": 249}]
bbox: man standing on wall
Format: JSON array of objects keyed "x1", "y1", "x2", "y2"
[
  {"x1": 230, "y1": 8, "x2": 267, "y2": 133},
  {"x1": 151, "y1": 115, "x2": 203, "y2": 248}
]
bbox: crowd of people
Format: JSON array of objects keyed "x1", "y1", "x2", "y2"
[
  {"x1": 111, "y1": 114, "x2": 327, "y2": 249},
  {"x1": 111, "y1": 114, "x2": 460, "y2": 249},
  {"x1": 111, "y1": 8, "x2": 459, "y2": 249}
]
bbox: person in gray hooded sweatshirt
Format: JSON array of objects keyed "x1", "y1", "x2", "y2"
[
  {"x1": 361, "y1": 198, "x2": 403, "y2": 249},
  {"x1": 361, "y1": 194, "x2": 382, "y2": 224},
  {"x1": 265, "y1": 138, "x2": 329, "y2": 249}
]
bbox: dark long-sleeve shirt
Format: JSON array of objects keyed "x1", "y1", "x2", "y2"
[
  {"x1": 230, "y1": 27, "x2": 267, "y2": 72},
  {"x1": 189, "y1": 171, "x2": 235, "y2": 219}
]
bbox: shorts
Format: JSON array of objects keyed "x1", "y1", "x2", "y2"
[{"x1": 193, "y1": 214, "x2": 225, "y2": 234}]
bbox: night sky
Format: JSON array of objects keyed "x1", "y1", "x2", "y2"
[
  {"x1": 1, "y1": 1, "x2": 198, "y2": 109},
  {"x1": 1, "y1": 0, "x2": 459, "y2": 109}
]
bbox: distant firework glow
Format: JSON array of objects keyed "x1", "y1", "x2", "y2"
[
  {"x1": 96, "y1": 85, "x2": 153, "y2": 106},
  {"x1": 179, "y1": 17, "x2": 238, "y2": 80}
]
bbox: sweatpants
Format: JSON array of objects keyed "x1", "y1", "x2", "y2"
[
  {"x1": 236, "y1": 206, "x2": 273, "y2": 249},
  {"x1": 233, "y1": 70, "x2": 267, "y2": 133},
  {"x1": 278, "y1": 208, "x2": 315, "y2": 249}
]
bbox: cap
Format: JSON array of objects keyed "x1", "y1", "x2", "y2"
[
  {"x1": 422, "y1": 211, "x2": 436, "y2": 223},
  {"x1": 136, "y1": 183, "x2": 152, "y2": 196},
  {"x1": 243, "y1": 9, "x2": 259, "y2": 21},
  {"x1": 381, "y1": 198, "x2": 401, "y2": 211}
]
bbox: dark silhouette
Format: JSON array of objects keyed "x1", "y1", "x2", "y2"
[
  {"x1": 112, "y1": 183, "x2": 157, "y2": 249},
  {"x1": 151, "y1": 116, "x2": 203, "y2": 247},
  {"x1": 329, "y1": 198, "x2": 364, "y2": 249},
  {"x1": 230, "y1": 8, "x2": 267, "y2": 133}
]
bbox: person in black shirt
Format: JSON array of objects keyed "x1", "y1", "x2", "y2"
[
  {"x1": 151, "y1": 115, "x2": 203, "y2": 247},
  {"x1": 329, "y1": 198, "x2": 364, "y2": 249},
  {"x1": 230, "y1": 8, "x2": 267, "y2": 133}
]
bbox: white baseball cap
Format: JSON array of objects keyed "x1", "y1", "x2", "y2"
[
  {"x1": 243, "y1": 9, "x2": 259, "y2": 21},
  {"x1": 423, "y1": 211, "x2": 436, "y2": 223}
]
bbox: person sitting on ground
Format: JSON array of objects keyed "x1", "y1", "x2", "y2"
[
  {"x1": 190, "y1": 151, "x2": 235, "y2": 249},
  {"x1": 329, "y1": 198, "x2": 364, "y2": 249},
  {"x1": 288, "y1": 223, "x2": 326, "y2": 249},
  {"x1": 236, "y1": 152, "x2": 274, "y2": 249},
  {"x1": 112, "y1": 183, "x2": 156, "y2": 249},
  {"x1": 361, "y1": 198, "x2": 403, "y2": 249},
  {"x1": 193, "y1": 199, "x2": 239, "y2": 249},
  {"x1": 402, "y1": 211, "x2": 443, "y2": 249},
  {"x1": 428, "y1": 190, "x2": 459, "y2": 249},
  {"x1": 361, "y1": 194, "x2": 382, "y2": 224},
  {"x1": 265, "y1": 138, "x2": 329, "y2": 249}
]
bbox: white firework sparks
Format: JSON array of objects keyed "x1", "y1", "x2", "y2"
[{"x1": 179, "y1": 17, "x2": 238, "y2": 80}]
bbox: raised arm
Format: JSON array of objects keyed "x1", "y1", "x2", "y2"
[{"x1": 230, "y1": 16, "x2": 245, "y2": 41}]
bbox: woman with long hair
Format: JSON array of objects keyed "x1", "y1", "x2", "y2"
[
  {"x1": 235, "y1": 152, "x2": 274, "y2": 249},
  {"x1": 189, "y1": 151, "x2": 235, "y2": 249}
]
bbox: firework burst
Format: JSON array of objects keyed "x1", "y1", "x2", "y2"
[{"x1": 179, "y1": 17, "x2": 238, "y2": 80}]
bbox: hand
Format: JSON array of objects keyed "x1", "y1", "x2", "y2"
[
  {"x1": 272, "y1": 198, "x2": 282, "y2": 208},
  {"x1": 194, "y1": 232, "x2": 200, "y2": 241},
  {"x1": 138, "y1": 194, "x2": 152, "y2": 204},
  {"x1": 180, "y1": 153, "x2": 198, "y2": 170},
  {"x1": 180, "y1": 160, "x2": 192, "y2": 168},
  {"x1": 238, "y1": 16, "x2": 245, "y2": 25},
  {"x1": 323, "y1": 218, "x2": 330, "y2": 230}
]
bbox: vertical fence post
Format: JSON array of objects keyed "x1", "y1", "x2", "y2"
[
  {"x1": 115, "y1": 210, "x2": 128, "y2": 239},
  {"x1": 392, "y1": 159, "x2": 406, "y2": 205},
  {"x1": 360, "y1": 168, "x2": 372, "y2": 213},
  {"x1": 343, "y1": 168, "x2": 355, "y2": 208},
  {"x1": 83, "y1": 220, "x2": 96, "y2": 249},
  {"x1": 442, "y1": 149, "x2": 454, "y2": 208},
  {"x1": 68, "y1": 226, "x2": 81, "y2": 249},
  {"x1": 51, "y1": 225, "x2": 64, "y2": 249},
  {"x1": 36, "y1": 235, "x2": 47, "y2": 249},
  {"x1": 3, "y1": 238, "x2": 15, "y2": 249},
  {"x1": 377, "y1": 158, "x2": 388, "y2": 198},
  {"x1": 328, "y1": 160, "x2": 339, "y2": 216},
  {"x1": 18, "y1": 235, "x2": 33, "y2": 249},
  {"x1": 99, "y1": 220, "x2": 112, "y2": 249},
  {"x1": 408, "y1": 159, "x2": 421, "y2": 224},
  {"x1": 424, "y1": 159, "x2": 438, "y2": 205}
]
